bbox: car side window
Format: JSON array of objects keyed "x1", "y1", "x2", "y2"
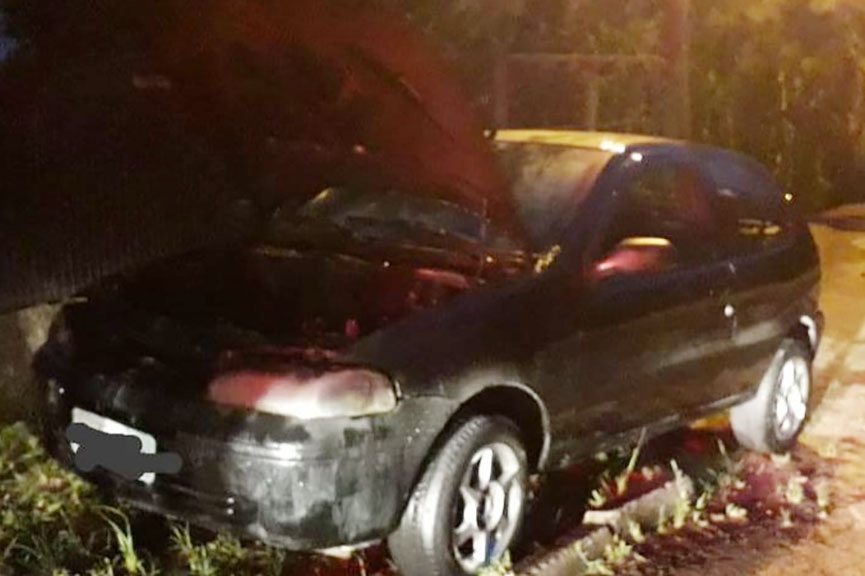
[
  {"x1": 702, "y1": 153, "x2": 789, "y2": 252},
  {"x1": 714, "y1": 187, "x2": 786, "y2": 247},
  {"x1": 602, "y1": 163, "x2": 717, "y2": 265}
]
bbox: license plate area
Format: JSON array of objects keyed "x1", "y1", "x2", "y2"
[{"x1": 70, "y1": 407, "x2": 158, "y2": 485}]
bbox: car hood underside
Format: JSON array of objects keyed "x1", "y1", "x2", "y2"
[{"x1": 0, "y1": 0, "x2": 521, "y2": 313}]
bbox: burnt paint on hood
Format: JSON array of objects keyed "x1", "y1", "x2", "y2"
[{"x1": 0, "y1": 0, "x2": 521, "y2": 313}]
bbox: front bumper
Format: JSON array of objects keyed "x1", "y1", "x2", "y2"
[
  {"x1": 810, "y1": 309, "x2": 825, "y2": 354},
  {"x1": 42, "y1": 373, "x2": 456, "y2": 550}
]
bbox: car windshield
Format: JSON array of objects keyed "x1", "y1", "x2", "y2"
[
  {"x1": 493, "y1": 142, "x2": 612, "y2": 249},
  {"x1": 290, "y1": 186, "x2": 487, "y2": 246}
]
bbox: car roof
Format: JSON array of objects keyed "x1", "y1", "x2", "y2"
[
  {"x1": 493, "y1": 129, "x2": 678, "y2": 152},
  {"x1": 493, "y1": 130, "x2": 786, "y2": 206}
]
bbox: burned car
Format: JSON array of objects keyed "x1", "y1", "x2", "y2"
[{"x1": 36, "y1": 130, "x2": 822, "y2": 576}]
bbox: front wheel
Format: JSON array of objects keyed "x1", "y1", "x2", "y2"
[
  {"x1": 389, "y1": 415, "x2": 528, "y2": 576},
  {"x1": 730, "y1": 339, "x2": 813, "y2": 454}
]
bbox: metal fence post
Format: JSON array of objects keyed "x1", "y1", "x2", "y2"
[{"x1": 662, "y1": 0, "x2": 692, "y2": 138}]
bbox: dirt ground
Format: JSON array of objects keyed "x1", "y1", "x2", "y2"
[{"x1": 746, "y1": 215, "x2": 865, "y2": 576}]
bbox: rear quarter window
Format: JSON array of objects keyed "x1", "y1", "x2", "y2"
[{"x1": 700, "y1": 151, "x2": 791, "y2": 249}]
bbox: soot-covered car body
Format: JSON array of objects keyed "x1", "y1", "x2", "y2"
[{"x1": 38, "y1": 131, "x2": 823, "y2": 575}]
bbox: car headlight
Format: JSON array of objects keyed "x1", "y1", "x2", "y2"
[{"x1": 207, "y1": 367, "x2": 398, "y2": 420}]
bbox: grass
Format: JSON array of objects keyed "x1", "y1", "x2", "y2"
[
  {"x1": 0, "y1": 422, "x2": 105, "y2": 575},
  {"x1": 0, "y1": 422, "x2": 360, "y2": 576},
  {"x1": 588, "y1": 445, "x2": 646, "y2": 511},
  {"x1": 99, "y1": 508, "x2": 157, "y2": 576},
  {"x1": 477, "y1": 552, "x2": 514, "y2": 576},
  {"x1": 169, "y1": 523, "x2": 286, "y2": 576},
  {"x1": 571, "y1": 431, "x2": 828, "y2": 573},
  {"x1": 572, "y1": 542, "x2": 614, "y2": 576}
]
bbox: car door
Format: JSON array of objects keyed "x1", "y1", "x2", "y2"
[
  {"x1": 558, "y1": 153, "x2": 739, "y2": 456},
  {"x1": 705, "y1": 154, "x2": 811, "y2": 396}
]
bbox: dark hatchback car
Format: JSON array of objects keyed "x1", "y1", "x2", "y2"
[{"x1": 38, "y1": 130, "x2": 823, "y2": 576}]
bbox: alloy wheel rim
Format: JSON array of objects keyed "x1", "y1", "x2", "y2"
[
  {"x1": 452, "y1": 442, "x2": 524, "y2": 573},
  {"x1": 774, "y1": 356, "x2": 810, "y2": 443}
]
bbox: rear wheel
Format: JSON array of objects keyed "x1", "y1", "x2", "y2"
[
  {"x1": 730, "y1": 339, "x2": 812, "y2": 454},
  {"x1": 389, "y1": 415, "x2": 528, "y2": 576}
]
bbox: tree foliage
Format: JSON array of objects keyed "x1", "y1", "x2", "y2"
[
  {"x1": 426, "y1": 0, "x2": 865, "y2": 210},
  {"x1": 689, "y1": 0, "x2": 865, "y2": 210}
]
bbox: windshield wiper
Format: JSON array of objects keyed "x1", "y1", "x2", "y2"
[
  {"x1": 342, "y1": 216, "x2": 481, "y2": 248},
  {"x1": 267, "y1": 213, "x2": 482, "y2": 253},
  {"x1": 266, "y1": 214, "x2": 365, "y2": 246}
]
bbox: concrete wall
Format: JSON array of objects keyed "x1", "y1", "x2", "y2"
[
  {"x1": 0, "y1": 313, "x2": 38, "y2": 424},
  {"x1": 0, "y1": 306, "x2": 59, "y2": 424}
]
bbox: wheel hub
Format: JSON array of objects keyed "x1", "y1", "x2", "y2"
[
  {"x1": 774, "y1": 356, "x2": 810, "y2": 442},
  {"x1": 452, "y1": 443, "x2": 524, "y2": 573}
]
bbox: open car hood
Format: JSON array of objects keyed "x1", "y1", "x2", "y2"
[{"x1": 0, "y1": 0, "x2": 518, "y2": 313}]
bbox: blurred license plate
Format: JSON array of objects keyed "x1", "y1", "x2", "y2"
[{"x1": 70, "y1": 407, "x2": 157, "y2": 485}]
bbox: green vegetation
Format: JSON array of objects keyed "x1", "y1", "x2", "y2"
[
  {"x1": 443, "y1": 0, "x2": 865, "y2": 212},
  {"x1": 571, "y1": 430, "x2": 828, "y2": 574},
  {"x1": 0, "y1": 422, "x2": 102, "y2": 575},
  {"x1": 355, "y1": 0, "x2": 865, "y2": 212}
]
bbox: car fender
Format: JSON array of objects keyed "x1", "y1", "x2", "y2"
[{"x1": 421, "y1": 379, "x2": 552, "y2": 472}]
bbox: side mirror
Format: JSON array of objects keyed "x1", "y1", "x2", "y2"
[{"x1": 590, "y1": 237, "x2": 677, "y2": 281}]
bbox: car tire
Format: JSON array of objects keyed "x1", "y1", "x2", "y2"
[
  {"x1": 730, "y1": 339, "x2": 813, "y2": 454},
  {"x1": 388, "y1": 415, "x2": 528, "y2": 576}
]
